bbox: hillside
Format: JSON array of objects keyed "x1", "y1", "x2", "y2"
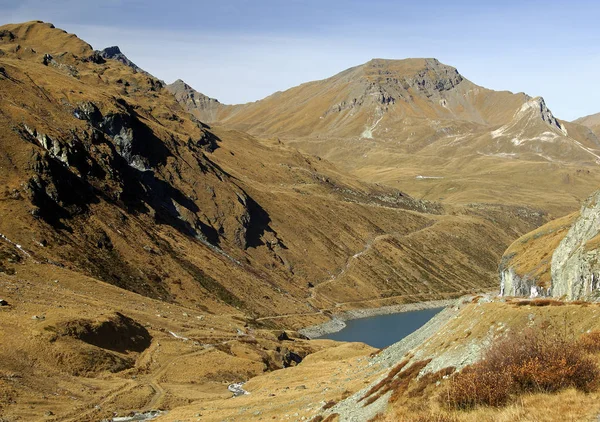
[
  {"x1": 0, "y1": 21, "x2": 555, "y2": 421},
  {"x1": 157, "y1": 295, "x2": 600, "y2": 421},
  {"x1": 179, "y1": 58, "x2": 600, "y2": 215},
  {"x1": 574, "y1": 111, "x2": 600, "y2": 137}
]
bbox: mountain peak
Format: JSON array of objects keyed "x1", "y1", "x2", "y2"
[
  {"x1": 166, "y1": 79, "x2": 222, "y2": 123},
  {"x1": 100, "y1": 45, "x2": 145, "y2": 74},
  {"x1": 518, "y1": 96, "x2": 567, "y2": 135},
  {"x1": 0, "y1": 20, "x2": 92, "y2": 56},
  {"x1": 101, "y1": 45, "x2": 122, "y2": 56}
]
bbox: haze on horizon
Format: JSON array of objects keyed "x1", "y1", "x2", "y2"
[{"x1": 1, "y1": 0, "x2": 598, "y2": 121}]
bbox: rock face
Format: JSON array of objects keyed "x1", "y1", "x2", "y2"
[
  {"x1": 100, "y1": 46, "x2": 145, "y2": 74},
  {"x1": 500, "y1": 190, "x2": 600, "y2": 300},
  {"x1": 551, "y1": 191, "x2": 600, "y2": 299},
  {"x1": 499, "y1": 266, "x2": 542, "y2": 298},
  {"x1": 166, "y1": 79, "x2": 223, "y2": 123}
]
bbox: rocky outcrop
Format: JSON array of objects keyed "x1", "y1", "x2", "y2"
[
  {"x1": 491, "y1": 96, "x2": 568, "y2": 140},
  {"x1": 100, "y1": 46, "x2": 148, "y2": 75},
  {"x1": 534, "y1": 97, "x2": 568, "y2": 135},
  {"x1": 323, "y1": 58, "x2": 463, "y2": 118},
  {"x1": 550, "y1": 191, "x2": 600, "y2": 299},
  {"x1": 401, "y1": 58, "x2": 463, "y2": 97},
  {"x1": 500, "y1": 190, "x2": 600, "y2": 300},
  {"x1": 166, "y1": 79, "x2": 223, "y2": 123}
]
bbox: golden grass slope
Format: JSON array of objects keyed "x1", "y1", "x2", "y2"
[
  {"x1": 175, "y1": 57, "x2": 600, "y2": 215},
  {"x1": 574, "y1": 111, "x2": 600, "y2": 137},
  {"x1": 0, "y1": 20, "x2": 548, "y2": 323}
]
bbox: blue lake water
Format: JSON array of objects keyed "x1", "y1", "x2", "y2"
[{"x1": 319, "y1": 307, "x2": 444, "y2": 349}]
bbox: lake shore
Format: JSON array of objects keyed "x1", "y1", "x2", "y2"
[{"x1": 299, "y1": 298, "x2": 458, "y2": 338}]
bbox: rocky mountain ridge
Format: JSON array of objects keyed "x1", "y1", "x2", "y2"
[
  {"x1": 166, "y1": 78, "x2": 224, "y2": 123},
  {"x1": 173, "y1": 57, "x2": 600, "y2": 215}
]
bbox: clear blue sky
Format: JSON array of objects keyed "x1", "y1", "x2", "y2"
[{"x1": 2, "y1": 0, "x2": 599, "y2": 120}]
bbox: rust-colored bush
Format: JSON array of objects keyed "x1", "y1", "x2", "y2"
[
  {"x1": 577, "y1": 330, "x2": 600, "y2": 353},
  {"x1": 513, "y1": 298, "x2": 564, "y2": 307},
  {"x1": 361, "y1": 359, "x2": 431, "y2": 407},
  {"x1": 445, "y1": 365, "x2": 513, "y2": 409},
  {"x1": 444, "y1": 328, "x2": 600, "y2": 409},
  {"x1": 409, "y1": 366, "x2": 455, "y2": 398},
  {"x1": 388, "y1": 359, "x2": 431, "y2": 403}
]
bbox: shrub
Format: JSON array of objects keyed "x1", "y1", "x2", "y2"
[
  {"x1": 444, "y1": 327, "x2": 600, "y2": 409},
  {"x1": 359, "y1": 359, "x2": 409, "y2": 403},
  {"x1": 513, "y1": 298, "x2": 564, "y2": 307},
  {"x1": 577, "y1": 330, "x2": 600, "y2": 353},
  {"x1": 445, "y1": 365, "x2": 512, "y2": 409}
]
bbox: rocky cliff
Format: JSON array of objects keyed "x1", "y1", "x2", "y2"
[
  {"x1": 500, "y1": 190, "x2": 600, "y2": 300},
  {"x1": 166, "y1": 79, "x2": 224, "y2": 123}
]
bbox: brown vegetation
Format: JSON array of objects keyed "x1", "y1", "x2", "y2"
[
  {"x1": 444, "y1": 328, "x2": 600, "y2": 409},
  {"x1": 577, "y1": 330, "x2": 600, "y2": 354},
  {"x1": 513, "y1": 298, "x2": 565, "y2": 307},
  {"x1": 359, "y1": 358, "x2": 432, "y2": 407},
  {"x1": 322, "y1": 400, "x2": 337, "y2": 410}
]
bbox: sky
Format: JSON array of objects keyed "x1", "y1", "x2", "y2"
[{"x1": 1, "y1": 0, "x2": 599, "y2": 120}]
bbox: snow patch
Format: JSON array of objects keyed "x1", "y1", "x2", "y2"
[
  {"x1": 361, "y1": 116, "x2": 384, "y2": 139},
  {"x1": 416, "y1": 175, "x2": 444, "y2": 180},
  {"x1": 169, "y1": 331, "x2": 189, "y2": 341},
  {"x1": 228, "y1": 382, "x2": 250, "y2": 397}
]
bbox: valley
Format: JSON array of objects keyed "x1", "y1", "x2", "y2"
[{"x1": 1, "y1": 18, "x2": 600, "y2": 422}]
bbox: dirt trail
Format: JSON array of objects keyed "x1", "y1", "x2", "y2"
[{"x1": 311, "y1": 221, "x2": 439, "y2": 300}]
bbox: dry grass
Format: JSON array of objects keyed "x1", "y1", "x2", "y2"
[
  {"x1": 359, "y1": 358, "x2": 410, "y2": 404},
  {"x1": 411, "y1": 414, "x2": 460, "y2": 422},
  {"x1": 322, "y1": 400, "x2": 337, "y2": 410},
  {"x1": 444, "y1": 328, "x2": 600, "y2": 410}
]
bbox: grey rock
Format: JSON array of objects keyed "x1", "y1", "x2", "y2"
[
  {"x1": 100, "y1": 46, "x2": 145, "y2": 75},
  {"x1": 501, "y1": 190, "x2": 600, "y2": 301}
]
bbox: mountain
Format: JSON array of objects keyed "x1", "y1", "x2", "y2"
[
  {"x1": 0, "y1": 21, "x2": 553, "y2": 421},
  {"x1": 0, "y1": 20, "x2": 549, "y2": 319},
  {"x1": 100, "y1": 45, "x2": 147, "y2": 74},
  {"x1": 179, "y1": 58, "x2": 600, "y2": 215},
  {"x1": 574, "y1": 111, "x2": 600, "y2": 137},
  {"x1": 166, "y1": 79, "x2": 225, "y2": 123}
]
